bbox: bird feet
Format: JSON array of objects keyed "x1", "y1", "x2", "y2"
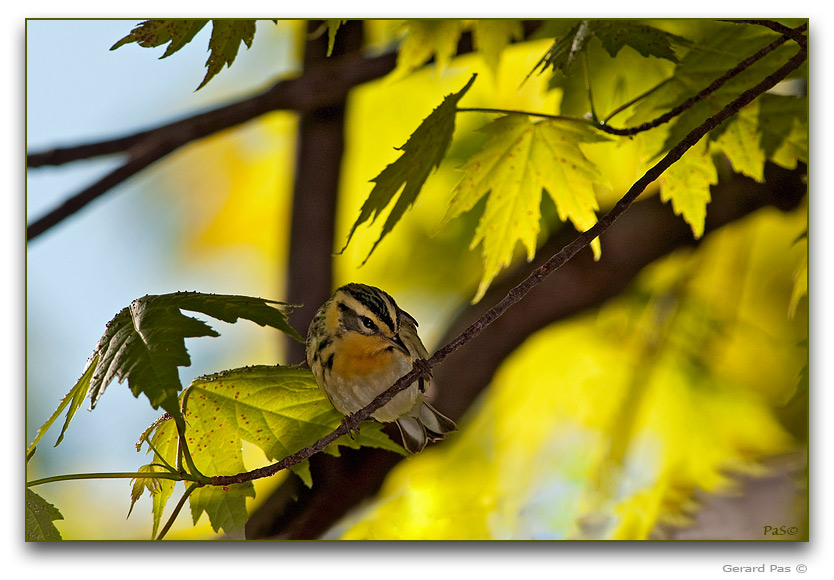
[{"x1": 342, "y1": 413, "x2": 362, "y2": 439}]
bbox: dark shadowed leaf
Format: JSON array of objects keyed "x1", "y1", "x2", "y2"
[
  {"x1": 111, "y1": 19, "x2": 259, "y2": 90},
  {"x1": 341, "y1": 74, "x2": 477, "y2": 262},
  {"x1": 111, "y1": 20, "x2": 209, "y2": 57},
  {"x1": 27, "y1": 292, "x2": 302, "y2": 455},
  {"x1": 26, "y1": 489, "x2": 64, "y2": 541}
]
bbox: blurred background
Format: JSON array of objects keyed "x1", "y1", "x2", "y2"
[{"x1": 26, "y1": 19, "x2": 808, "y2": 541}]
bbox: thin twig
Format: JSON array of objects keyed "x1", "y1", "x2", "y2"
[
  {"x1": 26, "y1": 471, "x2": 194, "y2": 487},
  {"x1": 26, "y1": 21, "x2": 545, "y2": 243},
  {"x1": 597, "y1": 21, "x2": 807, "y2": 136},
  {"x1": 209, "y1": 23, "x2": 807, "y2": 488},
  {"x1": 456, "y1": 107, "x2": 591, "y2": 124},
  {"x1": 156, "y1": 482, "x2": 202, "y2": 541},
  {"x1": 26, "y1": 50, "x2": 399, "y2": 242}
]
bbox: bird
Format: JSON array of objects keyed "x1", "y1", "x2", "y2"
[{"x1": 306, "y1": 283, "x2": 456, "y2": 453}]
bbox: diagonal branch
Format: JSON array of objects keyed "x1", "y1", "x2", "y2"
[
  {"x1": 247, "y1": 160, "x2": 808, "y2": 539},
  {"x1": 26, "y1": 49, "x2": 398, "y2": 241},
  {"x1": 26, "y1": 20, "x2": 545, "y2": 242},
  {"x1": 210, "y1": 24, "x2": 807, "y2": 489},
  {"x1": 598, "y1": 21, "x2": 807, "y2": 136}
]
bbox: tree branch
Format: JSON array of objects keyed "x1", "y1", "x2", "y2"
[
  {"x1": 26, "y1": 20, "x2": 544, "y2": 242},
  {"x1": 599, "y1": 21, "x2": 807, "y2": 136},
  {"x1": 212, "y1": 30, "x2": 807, "y2": 489},
  {"x1": 26, "y1": 49, "x2": 399, "y2": 242}
]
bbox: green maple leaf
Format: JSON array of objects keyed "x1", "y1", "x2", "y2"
[
  {"x1": 531, "y1": 19, "x2": 688, "y2": 77},
  {"x1": 325, "y1": 19, "x2": 345, "y2": 57},
  {"x1": 26, "y1": 355, "x2": 98, "y2": 455},
  {"x1": 134, "y1": 365, "x2": 405, "y2": 538},
  {"x1": 341, "y1": 74, "x2": 476, "y2": 262},
  {"x1": 199, "y1": 20, "x2": 257, "y2": 90},
  {"x1": 631, "y1": 23, "x2": 802, "y2": 161},
  {"x1": 27, "y1": 292, "x2": 302, "y2": 457},
  {"x1": 529, "y1": 21, "x2": 591, "y2": 77},
  {"x1": 627, "y1": 23, "x2": 806, "y2": 230},
  {"x1": 183, "y1": 365, "x2": 405, "y2": 470},
  {"x1": 133, "y1": 416, "x2": 180, "y2": 539},
  {"x1": 440, "y1": 115, "x2": 610, "y2": 302},
  {"x1": 111, "y1": 19, "x2": 258, "y2": 90},
  {"x1": 758, "y1": 94, "x2": 808, "y2": 169},
  {"x1": 110, "y1": 19, "x2": 209, "y2": 57},
  {"x1": 768, "y1": 116, "x2": 808, "y2": 170},
  {"x1": 25, "y1": 489, "x2": 63, "y2": 541},
  {"x1": 658, "y1": 139, "x2": 717, "y2": 239},
  {"x1": 591, "y1": 20, "x2": 688, "y2": 63}
]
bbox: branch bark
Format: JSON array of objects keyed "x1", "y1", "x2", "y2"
[
  {"x1": 284, "y1": 20, "x2": 364, "y2": 365},
  {"x1": 26, "y1": 21, "x2": 543, "y2": 242},
  {"x1": 25, "y1": 48, "x2": 398, "y2": 241}
]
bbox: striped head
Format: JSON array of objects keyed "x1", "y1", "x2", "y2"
[
  {"x1": 306, "y1": 284, "x2": 425, "y2": 413},
  {"x1": 307, "y1": 283, "x2": 411, "y2": 358}
]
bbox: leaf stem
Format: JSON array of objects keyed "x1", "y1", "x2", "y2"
[
  {"x1": 597, "y1": 21, "x2": 806, "y2": 135},
  {"x1": 583, "y1": 51, "x2": 600, "y2": 124},
  {"x1": 601, "y1": 78, "x2": 671, "y2": 125},
  {"x1": 156, "y1": 482, "x2": 202, "y2": 541},
  {"x1": 26, "y1": 471, "x2": 196, "y2": 487},
  {"x1": 143, "y1": 439, "x2": 178, "y2": 473},
  {"x1": 177, "y1": 393, "x2": 208, "y2": 482},
  {"x1": 456, "y1": 107, "x2": 593, "y2": 125}
]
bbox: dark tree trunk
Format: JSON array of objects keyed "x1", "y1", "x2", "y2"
[{"x1": 284, "y1": 20, "x2": 364, "y2": 365}]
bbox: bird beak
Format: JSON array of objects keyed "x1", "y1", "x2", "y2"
[{"x1": 388, "y1": 334, "x2": 410, "y2": 355}]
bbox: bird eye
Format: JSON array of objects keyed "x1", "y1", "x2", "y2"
[{"x1": 360, "y1": 316, "x2": 377, "y2": 331}]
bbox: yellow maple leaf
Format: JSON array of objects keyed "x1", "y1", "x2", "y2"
[
  {"x1": 392, "y1": 20, "x2": 467, "y2": 79},
  {"x1": 712, "y1": 101, "x2": 765, "y2": 183},
  {"x1": 472, "y1": 20, "x2": 525, "y2": 76},
  {"x1": 658, "y1": 139, "x2": 717, "y2": 240},
  {"x1": 441, "y1": 115, "x2": 610, "y2": 302}
]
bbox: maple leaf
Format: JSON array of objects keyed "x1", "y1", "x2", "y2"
[
  {"x1": 393, "y1": 19, "x2": 525, "y2": 79},
  {"x1": 530, "y1": 19, "x2": 688, "y2": 78},
  {"x1": 630, "y1": 23, "x2": 801, "y2": 161},
  {"x1": 182, "y1": 365, "x2": 405, "y2": 468},
  {"x1": 758, "y1": 94, "x2": 808, "y2": 170},
  {"x1": 591, "y1": 20, "x2": 689, "y2": 63},
  {"x1": 341, "y1": 74, "x2": 476, "y2": 262},
  {"x1": 128, "y1": 463, "x2": 175, "y2": 539},
  {"x1": 27, "y1": 292, "x2": 302, "y2": 457},
  {"x1": 111, "y1": 19, "x2": 258, "y2": 90},
  {"x1": 198, "y1": 20, "x2": 257, "y2": 90},
  {"x1": 393, "y1": 19, "x2": 467, "y2": 78},
  {"x1": 133, "y1": 365, "x2": 405, "y2": 538},
  {"x1": 25, "y1": 488, "x2": 64, "y2": 541},
  {"x1": 472, "y1": 20, "x2": 525, "y2": 75},
  {"x1": 110, "y1": 19, "x2": 209, "y2": 57},
  {"x1": 440, "y1": 115, "x2": 611, "y2": 302},
  {"x1": 712, "y1": 102, "x2": 766, "y2": 183},
  {"x1": 658, "y1": 139, "x2": 717, "y2": 239},
  {"x1": 133, "y1": 416, "x2": 180, "y2": 539}
]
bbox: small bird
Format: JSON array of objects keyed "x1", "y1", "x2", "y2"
[{"x1": 306, "y1": 283, "x2": 456, "y2": 453}]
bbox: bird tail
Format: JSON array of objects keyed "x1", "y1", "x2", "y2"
[{"x1": 396, "y1": 402, "x2": 457, "y2": 454}]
